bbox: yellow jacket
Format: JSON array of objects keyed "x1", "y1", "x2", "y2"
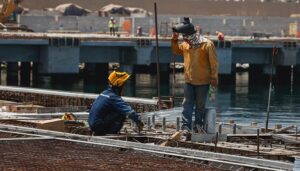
[{"x1": 171, "y1": 38, "x2": 219, "y2": 85}]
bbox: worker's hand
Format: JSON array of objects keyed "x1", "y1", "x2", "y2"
[
  {"x1": 172, "y1": 32, "x2": 179, "y2": 40},
  {"x1": 210, "y1": 79, "x2": 218, "y2": 88},
  {"x1": 137, "y1": 121, "x2": 144, "y2": 132}
]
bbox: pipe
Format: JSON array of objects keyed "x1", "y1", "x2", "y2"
[
  {"x1": 265, "y1": 47, "x2": 277, "y2": 132},
  {"x1": 172, "y1": 55, "x2": 176, "y2": 107},
  {"x1": 154, "y1": 2, "x2": 161, "y2": 109}
]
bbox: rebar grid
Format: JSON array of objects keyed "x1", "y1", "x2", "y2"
[
  {"x1": 0, "y1": 139, "x2": 220, "y2": 171},
  {"x1": 0, "y1": 132, "x2": 31, "y2": 138}
]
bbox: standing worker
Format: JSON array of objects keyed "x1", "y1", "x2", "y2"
[
  {"x1": 172, "y1": 17, "x2": 219, "y2": 137},
  {"x1": 108, "y1": 17, "x2": 115, "y2": 36},
  {"x1": 216, "y1": 31, "x2": 225, "y2": 41},
  {"x1": 113, "y1": 18, "x2": 119, "y2": 36},
  {"x1": 88, "y1": 71, "x2": 144, "y2": 135}
]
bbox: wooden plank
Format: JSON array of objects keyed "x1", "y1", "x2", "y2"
[
  {"x1": 272, "y1": 134, "x2": 300, "y2": 145},
  {"x1": 36, "y1": 118, "x2": 65, "y2": 132},
  {"x1": 9, "y1": 104, "x2": 44, "y2": 113},
  {"x1": 160, "y1": 131, "x2": 181, "y2": 147},
  {"x1": 271, "y1": 125, "x2": 295, "y2": 134}
]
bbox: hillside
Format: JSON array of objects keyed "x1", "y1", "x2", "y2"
[{"x1": 21, "y1": 0, "x2": 300, "y2": 17}]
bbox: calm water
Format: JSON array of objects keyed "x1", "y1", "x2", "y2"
[{"x1": 1, "y1": 69, "x2": 300, "y2": 128}]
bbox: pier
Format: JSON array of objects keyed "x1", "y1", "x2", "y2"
[{"x1": 0, "y1": 32, "x2": 299, "y2": 84}]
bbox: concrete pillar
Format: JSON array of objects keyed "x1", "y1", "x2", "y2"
[
  {"x1": 6, "y1": 62, "x2": 19, "y2": 86},
  {"x1": 20, "y1": 62, "x2": 31, "y2": 87},
  {"x1": 39, "y1": 46, "x2": 80, "y2": 74},
  {"x1": 275, "y1": 66, "x2": 292, "y2": 85}
]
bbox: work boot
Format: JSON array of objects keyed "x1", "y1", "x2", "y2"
[{"x1": 181, "y1": 129, "x2": 192, "y2": 141}]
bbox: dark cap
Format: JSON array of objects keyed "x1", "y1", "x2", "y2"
[{"x1": 172, "y1": 17, "x2": 195, "y2": 35}]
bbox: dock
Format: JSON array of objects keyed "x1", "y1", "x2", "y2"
[{"x1": 0, "y1": 32, "x2": 299, "y2": 84}]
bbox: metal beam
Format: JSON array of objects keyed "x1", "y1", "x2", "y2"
[{"x1": 0, "y1": 85, "x2": 157, "y2": 105}]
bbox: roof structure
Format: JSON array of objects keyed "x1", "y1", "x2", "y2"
[{"x1": 55, "y1": 3, "x2": 91, "y2": 16}]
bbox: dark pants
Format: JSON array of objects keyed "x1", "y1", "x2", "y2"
[
  {"x1": 110, "y1": 27, "x2": 115, "y2": 36},
  {"x1": 182, "y1": 83, "x2": 209, "y2": 131},
  {"x1": 91, "y1": 112, "x2": 125, "y2": 135}
]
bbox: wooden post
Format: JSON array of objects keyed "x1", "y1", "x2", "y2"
[
  {"x1": 162, "y1": 117, "x2": 166, "y2": 132},
  {"x1": 176, "y1": 117, "x2": 180, "y2": 131},
  {"x1": 147, "y1": 117, "x2": 151, "y2": 131},
  {"x1": 218, "y1": 124, "x2": 222, "y2": 134},
  {"x1": 214, "y1": 132, "x2": 219, "y2": 153},
  {"x1": 233, "y1": 124, "x2": 237, "y2": 134},
  {"x1": 152, "y1": 115, "x2": 155, "y2": 128}
]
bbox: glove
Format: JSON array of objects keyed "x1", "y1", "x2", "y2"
[{"x1": 137, "y1": 121, "x2": 144, "y2": 132}]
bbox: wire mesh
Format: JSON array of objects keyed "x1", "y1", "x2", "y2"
[{"x1": 0, "y1": 139, "x2": 220, "y2": 171}]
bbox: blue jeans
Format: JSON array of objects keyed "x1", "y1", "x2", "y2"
[{"x1": 182, "y1": 83, "x2": 209, "y2": 131}]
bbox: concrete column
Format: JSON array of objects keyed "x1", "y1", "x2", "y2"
[
  {"x1": 39, "y1": 46, "x2": 80, "y2": 74},
  {"x1": 20, "y1": 62, "x2": 31, "y2": 87},
  {"x1": 6, "y1": 62, "x2": 19, "y2": 86}
]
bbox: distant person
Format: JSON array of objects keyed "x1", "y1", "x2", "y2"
[
  {"x1": 113, "y1": 19, "x2": 119, "y2": 36},
  {"x1": 216, "y1": 31, "x2": 225, "y2": 41},
  {"x1": 108, "y1": 17, "x2": 116, "y2": 36},
  {"x1": 172, "y1": 17, "x2": 219, "y2": 138},
  {"x1": 88, "y1": 71, "x2": 144, "y2": 135}
]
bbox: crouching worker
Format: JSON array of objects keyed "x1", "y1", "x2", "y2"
[{"x1": 88, "y1": 71, "x2": 144, "y2": 135}]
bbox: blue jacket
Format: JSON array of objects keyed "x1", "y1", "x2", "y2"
[{"x1": 88, "y1": 87, "x2": 141, "y2": 128}]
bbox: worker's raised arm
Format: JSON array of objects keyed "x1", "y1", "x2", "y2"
[
  {"x1": 111, "y1": 95, "x2": 141, "y2": 124},
  {"x1": 171, "y1": 32, "x2": 183, "y2": 55},
  {"x1": 207, "y1": 41, "x2": 219, "y2": 87}
]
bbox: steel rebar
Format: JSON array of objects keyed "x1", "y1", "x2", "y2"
[{"x1": 154, "y1": 2, "x2": 161, "y2": 110}]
